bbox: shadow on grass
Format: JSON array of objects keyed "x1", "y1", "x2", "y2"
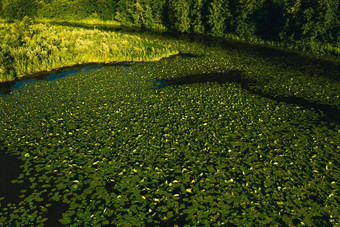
[{"x1": 163, "y1": 71, "x2": 340, "y2": 126}]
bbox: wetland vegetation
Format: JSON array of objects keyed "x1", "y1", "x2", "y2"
[
  {"x1": 0, "y1": 0, "x2": 340, "y2": 226},
  {"x1": 0, "y1": 17, "x2": 177, "y2": 82},
  {"x1": 1, "y1": 28, "x2": 340, "y2": 226}
]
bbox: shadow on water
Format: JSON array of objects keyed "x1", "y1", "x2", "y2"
[
  {"x1": 0, "y1": 142, "x2": 25, "y2": 204},
  {"x1": 43, "y1": 201, "x2": 68, "y2": 227},
  {"x1": 177, "y1": 53, "x2": 203, "y2": 58},
  {"x1": 182, "y1": 34, "x2": 340, "y2": 81},
  {"x1": 0, "y1": 141, "x2": 68, "y2": 226},
  {"x1": 164, "y1": 70, "x2": 244, "y2": 86},
  {"x1": 162, "y1": 71, "x2": 340, "y2": 126}
]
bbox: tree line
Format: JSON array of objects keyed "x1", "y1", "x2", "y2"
[{"x1": 1, "y1": 0, "x2": 339, "y2": 52}]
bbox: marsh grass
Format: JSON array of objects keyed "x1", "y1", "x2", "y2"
[
  {"x1": 36, "y1": 18, "x2": 122, "y2": 27},
  {"x1": 0, "y1": 19, "x2": 178, "y2": 82}
]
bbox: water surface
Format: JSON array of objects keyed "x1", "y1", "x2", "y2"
[{"x1": 0, "y1": 65, "x2": 103, "y2": 95}]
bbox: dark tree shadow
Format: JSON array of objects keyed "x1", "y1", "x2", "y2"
[
  {"x1": 0, "y1": 81, "x2": 15, "y2": 95},
  {"x1": 0, "y1": 142, "x2": 24, "y2": 204},
  {"x1": 164, "y1": 70, "x2": 245, "y2": 86},
  {"x1": 163, "y1": 71, "x2": 340, "y2": 126}
]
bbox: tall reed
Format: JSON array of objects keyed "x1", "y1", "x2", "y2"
[{"x1": 0, "y1": 18, "x2": 178, "y2": 82}]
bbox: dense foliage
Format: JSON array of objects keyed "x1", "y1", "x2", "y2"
[
  {"x1": 0, "y1": 18, "x2": 177, "y2": 82},
  {"x1": 1, "y1": 0, "x2": 339, "y2": 55},
  {"x1": 0, "y1": 29, "x2": 339, "y2": 226},
  {"x1": 0, "y1": 0, "x2": 37, "y2": 21}
]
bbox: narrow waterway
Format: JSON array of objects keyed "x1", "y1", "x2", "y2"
[{"x1": 0, "y1": 64, "x2": 103, "y2": 95}]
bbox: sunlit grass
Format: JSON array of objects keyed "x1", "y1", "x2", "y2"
[
  {"x1": 0, "y1": 20, "x2": 178, "y2": 82},
  {"x1": 36, "y1": 18, "x2": 122, "y2": 27}
]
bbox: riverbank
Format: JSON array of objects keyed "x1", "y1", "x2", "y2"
[
  {"x1": 36, "y1": 18, "x2": 340, "y2": 58},
  {"x1": 0, "y1": 18, "x2": 178, "y2": 82}
]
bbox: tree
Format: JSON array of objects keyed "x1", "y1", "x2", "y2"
[
  {"x1": 148, "y1": 0, "x2": 167, "y2": 25},
  {"x1": 227, "y1": 0, "x2": 265, "y2": 39},
  {"x1": 1, "y1": 0, "x2": 37, "y2": 21},
  {"x1": 168, "y1": 0, "x2": 191, "y2": 32},
  {"x1": 0, "y1": 0, "x2": 2, "y2": 17},
  {"x1": 208, "y1": 0, "x2": 230, "y2": 36},
  {"x1": 115, "y1": 0, "x2": 155, "y2": 27},
  {"x1": 279, "y1": 0, "x2": 340, "y2": 46},
  {"x1": 253, "y1": 0, "x2": 284, "y2": 41},
  {"x1": 97, "y1": 0, "x2": 117, "y2": 20},
  {"x1": 74, "y1": 0, "x2": 98, "y2": 19},
  {"x1": 191, "y1": 0, "x2": 205, "y2": 34}
]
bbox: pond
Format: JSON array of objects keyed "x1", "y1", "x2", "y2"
[{"x1": 0, "y1": 29, "x2": 339, "y2": 226}]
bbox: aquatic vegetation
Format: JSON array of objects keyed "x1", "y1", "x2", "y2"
[
  {"x1": 0, "y1": 18, "x2": 178, "y2": 82},
  {"x1": 141, "y1": 33, "x2": 340, "y2": 109},
  {"x1": 0, "y1": 29, "x2": 339, "y2": 226}
]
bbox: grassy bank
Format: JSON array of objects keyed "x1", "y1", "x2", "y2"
[
  {"x1": 0, "y1": 27, "x2": 339, "y2": 226},
  {"x1": 36, "y1": 18, "x2": 122, "y2": 28},
  {"x1": 39, "y1": 18, "x2": 340, "y2": 58},
  {"x1": 0, "y1": 18, "x2": 178, "y2": 82}
]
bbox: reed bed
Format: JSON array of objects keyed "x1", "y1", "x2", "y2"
[{"x1": 0, "y1": 18, "x2": 178, "y2": 82}]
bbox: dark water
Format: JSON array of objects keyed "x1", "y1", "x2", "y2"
[
  {"x1": 0, "y1": 143, "x2": 25, "y2": 205},
  {"x1": 0, "y1": 64, "x2": 103, "y2": 95}
]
